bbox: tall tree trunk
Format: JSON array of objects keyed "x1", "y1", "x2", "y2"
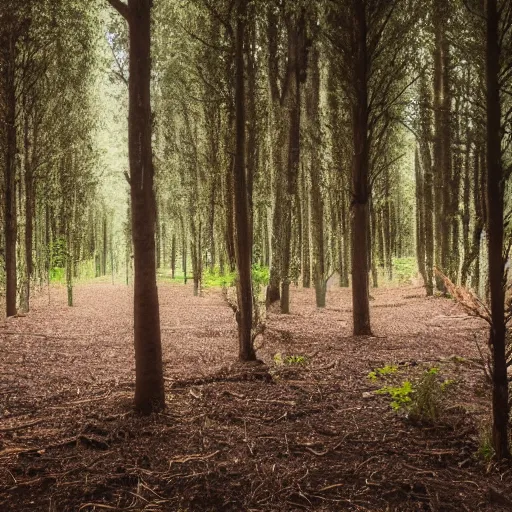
[
  {"x1": 340, "y1": 173, "x2": 350, "y2": 287},
  {"x1": 308, "y1": 46, "x2": 325, "y2": 307},
  {"x1": 369, "y1": 202, "x2": 378, "y2": 288},
  {"x1": 301, "y1": 163, "x2": 311, "y2": 288},
  {"x1": 23, "y1": 95, "x2": 34, "y2": 311},
  {"x1": 3, "y1": 34, "x2": 17, "y2": 317},
  {"x1": 415, "y1": 147, "x2": 427, "y2": 288},
  {"x1": 155, "y1": 201, "x2": 161, "y2": 269},
  {"x1": 180, "y1": 214, "x2": 187, "y2": 284},
  {"x1": 102, "y1": 214, "x2": 108, "y2": 276},
  {"x1": 233, "y1": 0, "x2": 255, "y2": 361},
  {"x1": 171, "y1": 232, "x2": 176, "y2": 279},
  {"x1": 486, "y1": 0, "x2": 509, "y2": 460},
  {"x1": 351, "y1": 0, "x2": 371, "y2": 335},
  {"x1": 280, "y1": 13, "x2": 304, "y2": 314},
  {"x1": 108, "y1": 0, "x2": 165, "y2": 414},
  {"x1": 433, "y1": 0, "x2": 446, "y2": 292}
]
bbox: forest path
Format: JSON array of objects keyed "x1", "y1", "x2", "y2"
[{"x1": 0, "y1": 282, "x2": 510, "y2": 511}]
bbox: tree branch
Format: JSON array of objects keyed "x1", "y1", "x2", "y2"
[{"x1": 106, "y1": 0, "x2": 130, "y2": 20}]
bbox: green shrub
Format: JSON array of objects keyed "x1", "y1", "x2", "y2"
[
  {"x1": 393, "y1": 257, "x2": 418, "y2": 284},
  {"x1": 367, "y1": 365, "x2": 398, "y2": 381},
  {"x1": 50, "y1": 267, "x2": 66, "y2": 283},
  {"x1": 376, "y1": 381, "x2": 413, "y2": 411},
  {"x1": 376, "y1": 367, "x2": 452, "y2": 422},
  {"x1": 408, "y1": 368, "x2": 443, "y2": 422}
]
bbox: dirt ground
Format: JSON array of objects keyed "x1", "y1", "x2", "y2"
[{"x1": 1, "y1": 280, "x2": 512, "y2": 511}]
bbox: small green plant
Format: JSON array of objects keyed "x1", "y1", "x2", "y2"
[
  {"x1": 476, "y1": 421, "x2": 494, "y2": 461},
  {"x1": 440, "y1": 379, "x2": 456, "y2": 391},
  {"x1": 376, "y1": 367, "x2": 452, "y2": 421},
  {"x1": 376, "y1": 381, "x2": 413, "y2": 411},
  {"x1": 367, "y1": 365, "x2": 398, "y2": 380},
  {"x1": 408, "y1": 368, "x2": 443, "y2": 422},
  {"x1": 285, "y1": 355, "x2": 307, "y2": 365},
  {"x1": 273, "y1": 353, "x2": 283, "y2": 366},
  {"x1": 273, "y1": 353, "x2": 307, "y2": 366},
  {"x1": 50, "y1": 267, "x2": 66, "y2": 283}
]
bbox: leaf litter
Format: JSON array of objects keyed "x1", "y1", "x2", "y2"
[{"x1": 0, "y1": 282, "x2": 511, "y2": 511}]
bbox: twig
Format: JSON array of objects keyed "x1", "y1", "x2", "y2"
[
  {"x1": 304, "y1": 441, "x2": 342, "y2": 457},
  {"x1": 0, "y1": 418, "x2": 43, "y2": 433},
  {"x1": 169, "y1": 450, "x2": 220, "y2": 467},
  {"x1": 317, "y1": 483, "x2": 344, "y2": 492}
]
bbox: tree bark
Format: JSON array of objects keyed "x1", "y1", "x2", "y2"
[
  {"x1": 486, "y1": 0, "x2": 509, "y2": 460},
  {"x1": 108, "y1": 0, "x2": 165, "y2": 414},
  {"x1": 415, "y1": 146, "x2": 427, "y2": 288},
  {"x1": 3, "y1": 31, "x2": 17, "y2": 317},
  {"x1": 233, "y1": 0, "x2": 255, "y2": 361},
  {"x1": 307, "y1": 45, "x2": 325, "y2": 307},
  {"x1": 351, "y1": 0, "x2": 371, "y2": 336}
]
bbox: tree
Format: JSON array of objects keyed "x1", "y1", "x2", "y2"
[
  {"x1": 233, "y1": 0, "x2": 256, "y2": 361},
  {"x1": 106, "y1": 0, "x2": 165, "y2": 414},
  {"x1": 485, "y1": 0, "x2": 510, "y2": 460}
]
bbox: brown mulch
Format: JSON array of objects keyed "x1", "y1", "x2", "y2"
[{"x1": 0, "y1": 280, "x2": 511, "y2": 511}]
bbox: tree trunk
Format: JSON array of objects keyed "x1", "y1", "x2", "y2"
[
  {"x1": 351, "y1": 0, "x2": 371, "y2": 336},
  {"x1": 415, "y1": 147, "x2": 428, "y2": 289},
  {"x1": 102, "y1": 214, "x2": 108, "y2": 276},
  {"x1": 180, "y1": 214, "x2": 187, "y2": 284},
  {"x1": 307, "y1": 46, "x2": 325, "y2": 307},
  {"x1": 3, "y1": 34, "x2": 17, "y2": 317},
  {"x1": 23, "y1": 95, "x2": 38, "y2": 311},
  {"x1": 108, "y1": 0, "x2": 165, "y2": 414},
  {"x1": 233, "y1": 0, "x2": 255, "y2": 360},
  {"x1": 280, "y1": 10, "x2": 305, "y2": 314},
  {"x1": 486, "y1": 0, "x2": 509, "y2": 460},
  {"x1": 301, "y1": 163, "x2": 311, "y2": 288},
  {"x1": 433, "y1": 0, "x2": 445, "y2": 292},
  {"x1": 370, "y1": 198, "x2": 378, "y2": 289},
  {"x1": 171, "y1": 232, "x2": 176, "y2": 279}
]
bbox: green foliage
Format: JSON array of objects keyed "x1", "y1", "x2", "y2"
[
  {"x1": 408, "y1": 368, "x2": 443, "y2": 422},
  {"x1": 285, "y1": 355, "x2": 307, "y2": 365},
  {"x1": 392, "y1": 257, "x2": 418, "y2": 284},
  {"x1": 476, "y1": 422, "x2": 494, "y2": 461},
  {"x1": 251, "y1": 264, "x2": 269, "y2": 288},
  {"x1": 367, "y1": 365, "x2": 398, "y2": 380},
  {"x1": 273, "y1": 353, "x2": 307, "y2": 366},
  {"x1": 49, "y1": 238, "x2": 67, "y2": 268},
  {"x1": 375, "y1": 367, "x2": 454, "y2": 422},
  {"x1": 50, "y1": 267, "x2": 66, "y2": 283},
  {"x1": 376, "y1": 381, "x2": 413, "y2": 411},
  {"x1": 201, "y1": 265, "x2": 269, "y2": 290},
  {"x1": 202, "y1": 268, "x2": 236, "y2": 288}
]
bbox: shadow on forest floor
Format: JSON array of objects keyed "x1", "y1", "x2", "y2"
[{"x1": 1, "y1": 282, "x2": 511, "y2": 511}]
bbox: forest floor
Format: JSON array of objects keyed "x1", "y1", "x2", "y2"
[{"x1": 1, "y1": 279, "x2": 512, "y2": 511}]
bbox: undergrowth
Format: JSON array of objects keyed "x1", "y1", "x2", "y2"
[{"x1": 375, "y1": 366, "x2": 456, "y2": 422}]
